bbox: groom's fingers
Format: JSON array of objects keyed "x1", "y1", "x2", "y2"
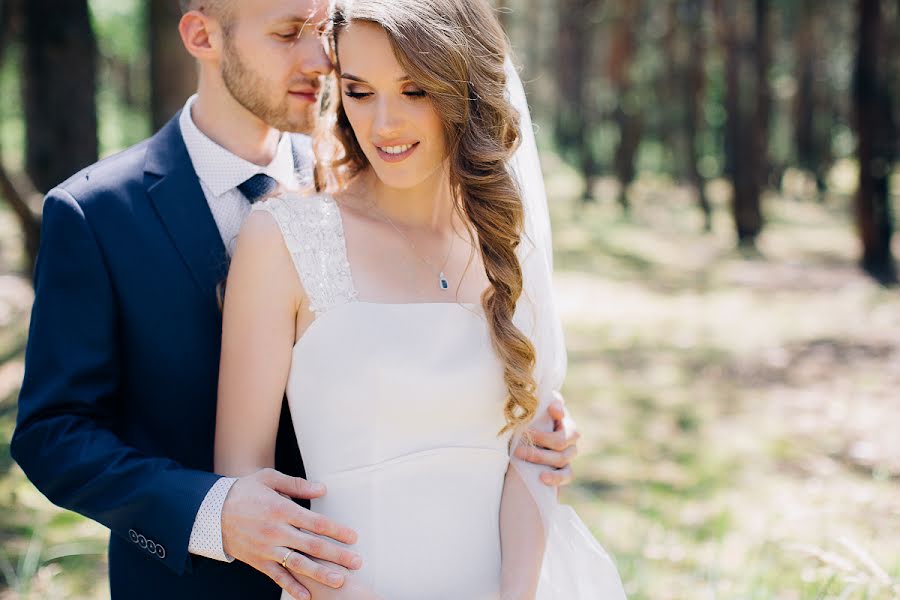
[
  {"x1": 262, "y1": 561, "x2": 311, "y2": 600},
  {"x1": 547, "y1": 398, "x2": 567, "y2": 422},
  {"x1": 514, "y1": 443, "x2": 577, "y2": 469},
  {"x1": 264, "y1": 469, "x2": 328, "y2": 500},
  {"x1": 540, "y1": 465, "x2": 574, "y2": 487},
  {"x1": 528, "y1": 427, "x2": 580, "y2": 453},
  {"x1": 284, "y1": 505, "x2": 358, "y2": 546},
  {"x1": 279, "y1": 524, "x2": 363, "y2": 571},
  {"x1": 276, "y1": 546, "x2": 348, "y2": 589}
]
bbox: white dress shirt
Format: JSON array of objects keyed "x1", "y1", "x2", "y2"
[{"x1": 179, "y1": 94, "x2": 311, "y2": 562}]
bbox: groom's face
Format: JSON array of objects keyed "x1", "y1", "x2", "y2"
[{"x1": 220, "y1": 0, "x2": 333, "y2": 134}]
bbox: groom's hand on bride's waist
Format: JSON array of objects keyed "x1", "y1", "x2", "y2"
[
  {"x1": 515, "y1": 396, "x2": 581, "y2": 488},
  {"x1": 221, "y1": 469, "x2": 363, "y2": 600}
]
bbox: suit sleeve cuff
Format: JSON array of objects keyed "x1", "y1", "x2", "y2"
[{"x1": 188, "y1": 477, "x2": 238, "y2": 562}]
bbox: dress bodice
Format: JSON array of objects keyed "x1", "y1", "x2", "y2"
[{"x1": 253, "y1": 194, "x2": 510, "y2": 599}]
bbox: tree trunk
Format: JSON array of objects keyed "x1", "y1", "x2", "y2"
[
  {"x1": 23, "y1": 0, "x2": 98, "y2": 193},
  {"x1": 0, "y1": 163, "x2": 41, "y2": 277},
  {"x1": 716, "y1": 0, "x2": 765, "y2": 249},
  {"x1": 609, "y1": 0, "x2": 643, "y2": 212},
  {"x1": 554, "y1": 0, "x2": 582, "y2": 152},
  {"x1": 149, "y1": 0, "x2": 197, "y2": 131},
  {"x1": 1, "y1": 0, "x2": 41, "y2": 278},
  {"x1": 793, "y1": 0, "x2": 815, "y2": 183},
  {"x1": 852, "y1": 0, "x2": 897, "y2": 283},
  {"x1": 793, "y1": 0, "x2": 833, "y2": 198},
  {"x1": 683, "y1": 0, "x2": 712, "y2": 231},
  {"x1": 555, "y1": 0, "x2": 600, "y2": 203},
  {"x1": 753, "y1": 0, "x2": 771, "y2": 191},
  {"x1": 658, "y1": 0, "x2": 681, "y2": 170}
]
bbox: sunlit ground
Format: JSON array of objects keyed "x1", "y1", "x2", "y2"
[
  {"x1": 549, "y1": 157, "x2": 900, "y2": 600},
  {"x1": 0, "y1": 153, "x2": 899, "y2": 598}
]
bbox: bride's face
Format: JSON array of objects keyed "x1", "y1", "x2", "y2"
[{"x1": 337, "y1": 22, "x2": 448, "y2": 190}]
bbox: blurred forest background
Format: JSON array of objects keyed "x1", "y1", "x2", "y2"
[{"x1": 1, "y1": 0, "x2": 899, "y2": 598}]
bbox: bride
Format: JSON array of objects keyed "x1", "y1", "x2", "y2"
[{"x1": 215, "y1": 0, "x2": 627, "y2": 598}]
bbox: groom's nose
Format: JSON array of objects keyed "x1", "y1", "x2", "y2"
[{"x1": 294, "y1": 32, "x2": 333, "y2": 78}]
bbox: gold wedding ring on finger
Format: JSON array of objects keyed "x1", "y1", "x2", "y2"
[{"x1": 281, "y1": 549, "x2": 294, "y2": 569}]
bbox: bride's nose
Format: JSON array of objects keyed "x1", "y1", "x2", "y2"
[{"x1": 372, "y1": 97, "x2": 405, "y2": 138}]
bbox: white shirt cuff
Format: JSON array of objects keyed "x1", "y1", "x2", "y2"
[{"x1": 188, "y1": 477, "x2": 238, "y2": 562}]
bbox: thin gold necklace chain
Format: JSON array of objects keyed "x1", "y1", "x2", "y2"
[{"x1": 368, "y1": 202, "x2": 455, "y2": 290}]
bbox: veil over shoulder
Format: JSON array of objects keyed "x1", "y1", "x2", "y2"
[{"x1": 506, "y1": 57, "x2": 628, "y2": 600}]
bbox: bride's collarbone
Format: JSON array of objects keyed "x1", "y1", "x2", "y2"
[{"x1": 337, "y1": 203, "x2": 489, "y2": 304}]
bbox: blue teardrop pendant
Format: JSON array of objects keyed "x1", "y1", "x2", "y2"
[{"x1": 439, "y1": 272, "x2": 449, "y2": 290}]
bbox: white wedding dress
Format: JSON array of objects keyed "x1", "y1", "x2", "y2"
[{"x1": 254, "y1": 191, "x2": 627, "y2": 599}]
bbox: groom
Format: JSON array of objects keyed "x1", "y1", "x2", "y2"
[{"x1": 10, "y1": 1, "x2": 581, "y2": 599}]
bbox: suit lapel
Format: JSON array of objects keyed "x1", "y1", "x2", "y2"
[{"x1": 144, "y1": 115, "x2": 228, "y2": 313}]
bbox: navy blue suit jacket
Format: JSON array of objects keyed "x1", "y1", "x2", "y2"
[{"x1": 11, "y1": 114, "x2": 305, "y2": 599}]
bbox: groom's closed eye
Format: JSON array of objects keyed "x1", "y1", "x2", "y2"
[
  {"x1": 275, "y1": 30, "x2": 302, "y2": 40},
  {"x1": 272, "y1": 17, "x2": 330, "y2": 41}
]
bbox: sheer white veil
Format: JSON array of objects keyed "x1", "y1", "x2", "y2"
[{"x1": 506, "y1": 57, "x2": 628, "y2": 599}]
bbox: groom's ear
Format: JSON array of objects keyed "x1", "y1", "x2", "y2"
[{"x1": 178, "y1": 10, "x2": 223, "y2": 62}]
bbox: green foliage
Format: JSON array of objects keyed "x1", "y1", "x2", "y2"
[
  {"x1": 89, "y1": 0, "x2": 152, "y2": 154},
  {"x1": 0, "y1": 43, "x2": 24, "y2": 170},
  {"x1": 89, "y1": 0, "x2": 146, "y2": 62}
]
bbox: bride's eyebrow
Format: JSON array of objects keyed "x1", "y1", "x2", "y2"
[{"x1": 340, "y1": 74, "x2": 415, "y2": 83}]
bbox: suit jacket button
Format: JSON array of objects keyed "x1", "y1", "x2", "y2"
[
  {"x1": 147, "y1": 540, "x2": 157, "y2": 554},
  {"x1": 128, "y1": 529, "x2": 138, "y2": 543},
  {"x1": 157, "y1": 544, "x2": 166, "y2": 559},
  {"x1": 137, "y1": 534, "x2": 147, "y2": 549}
]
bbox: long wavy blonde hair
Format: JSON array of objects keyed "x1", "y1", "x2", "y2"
[{"x1": 316, "y1": 0, "x2": 538, "y2": 434}]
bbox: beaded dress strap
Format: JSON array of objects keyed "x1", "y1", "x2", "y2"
[{"x1": 251, "y1": 194, "x2": 357, "y2": 315}]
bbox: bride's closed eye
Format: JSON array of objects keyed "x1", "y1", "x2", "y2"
[{"x1": 342, "y1": 88, "x2": 429, "y2": 100}]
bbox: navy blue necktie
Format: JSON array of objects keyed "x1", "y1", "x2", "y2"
[{"x1": 238, "y1": 173, "x2": 279, "y2": 204}]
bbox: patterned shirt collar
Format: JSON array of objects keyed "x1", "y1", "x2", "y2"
[{"x1": 178, "y1": 94, "x2": 299, "y2": 198}]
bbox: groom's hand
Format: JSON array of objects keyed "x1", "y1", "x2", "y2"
[
  {"x1": 221, "y1": 469, "x2": 363, "y2": 600},
  {"x1": 515, "y1": 395, "x2": 580, "y2": 487}
]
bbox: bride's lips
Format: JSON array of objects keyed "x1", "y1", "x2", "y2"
[{"x1": 375, "y1": 142, "x2": 420, "y2": 164}]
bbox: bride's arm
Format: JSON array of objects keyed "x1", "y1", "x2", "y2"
[
  {"x1": 500, "y1": 449, "x2": 548, "y2": 600},
  {"x1": 215, "y1": 211, "x2": 301, "y2": 477},
  {"x1": 217, "y1": 211, "x2": 382, "y2": 600}
]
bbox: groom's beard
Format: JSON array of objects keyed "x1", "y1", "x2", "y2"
[{"x1": 221, "y1": 39, "x2": 318, "y2": 135}]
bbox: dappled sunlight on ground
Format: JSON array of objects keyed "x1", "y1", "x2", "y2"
[{"x1": 546, "y1": 163, "x2": 900, "y2": 599}]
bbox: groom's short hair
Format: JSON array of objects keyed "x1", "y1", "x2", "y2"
[
  {"x1": 179, "y1": 0, "x2": 232, "y2": 18},
  {"x1": 180, "y1": 0, "x2": 235, "y2": 34}
]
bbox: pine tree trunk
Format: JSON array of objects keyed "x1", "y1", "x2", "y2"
[
  {"x1": 754, "y1": 0, "x2": 771, "y2": 190},
  {"x1": 1, "y1": 0, "x2": 41, "y2": 277},
  {"x1": 610, "y1": 0, "x2": 643, "y2": 212},
  {"x1": 794, "y1": 0, "x2": 816, "y2": 182},
  {"x1": 717, "y1": 0, "x2": 765, "y2": 249},
  {"x1": 149, "y1": 0, "x2": 197, "y2": 131},
  {"x1": 683, "y1": 0, "x2": 712, "y2": 231},
  {"x1": 23, "y1": 0, "x2": 98, "y2": 193},
  {"x1": 554, "y1": 0, "x2": 599, "y2": 203},
  {"x1": 853, "y1": 0, "x2": 897, "y2": 283},
  {"x1": 554, "y1": 0, "x2": 581, "y2": 153}
]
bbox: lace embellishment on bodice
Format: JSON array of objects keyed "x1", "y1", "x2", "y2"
[{"x1": 251, "y1": 194, "x2": 358, "y2": 314}]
